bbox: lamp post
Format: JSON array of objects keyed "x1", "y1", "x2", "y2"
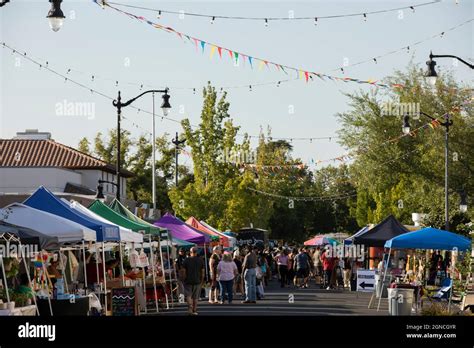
[
  {"x1": 171, "y1": 132, "x2": 186, "y2": 187},
  {"x1": 112, "y1": 89, "x2": 171, "y2": 202},
  {"x1": 425, "y1": 51, "x2": 474, "y2": 86},
  {"x1": 95, "y1": 179, "x2": 119, "y2": 200},
  {"x1": 402, "y1": 111, "x2": 453, "y2": 230},
  {"x1": 459, "y1": 190, "x2": 468, "y2": 213}
]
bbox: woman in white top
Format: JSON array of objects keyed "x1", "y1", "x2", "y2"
[{"x1": 217, "y1": 252, "x2": 238, "y2": 304}]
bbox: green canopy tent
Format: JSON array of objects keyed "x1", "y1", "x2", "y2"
[
  {"x1": 90, "y1": 199, "x2": 173, "y2": 311},
  {"x1": 107, "y1": 199, "x2": 186, "y2": 309},
  {"x1": 89, "y1": 200, "x2": 162, "y2": 234}
]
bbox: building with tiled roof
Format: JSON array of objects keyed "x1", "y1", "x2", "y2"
[{"x1": 0, "y1": 129, "x2": 134, "y2": 207}]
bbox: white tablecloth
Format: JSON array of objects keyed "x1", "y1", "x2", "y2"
[{"x1": 0, "y1": 305, "x2": 37, "y2": 316}]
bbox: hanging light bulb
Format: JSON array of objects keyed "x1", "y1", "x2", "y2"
[
  {"x1": 410, "y1": 6, "x2": 415, "y2": 12},
  {"x1": 264, "y1": 18, "x2": 269, "y2": 27},
  {"x1": 314, "y1": 17, "x2": 318, "y2": 26},
  {"x1": 157, "y1": 10, "x2": 162, "y2": 19},
  {"x1": 210, "y1": 16, "x2": 215, "y2": 24},
  {"x1": 363, "y1": 13, "x2": 367, "y2": 22},
  {"x1": 46, "y1": 0, "x2": 66, "y2": 32}
]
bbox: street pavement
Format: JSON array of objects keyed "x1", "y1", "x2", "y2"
[{"x1": 154, "y1": 279, "x2": 389, "y2": 316}]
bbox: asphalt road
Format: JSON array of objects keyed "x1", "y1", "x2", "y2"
[{"x1": 153, "y1": 279, "x2": 389, "y2": 316}]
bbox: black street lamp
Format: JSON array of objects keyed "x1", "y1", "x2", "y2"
[
  {"x1": 112, "y1": 89, "x2": 171, "y2": 202},
  {"x1": 425, "y1": 51, "x2": 474, "y2": 86},
  {"x1": 46, "y1": 0, "x2": 65, "y2": 32},
  {"x1": 95, "y1": 179, "x2": 119, "y2": 200},
  {"x1": 402, "y1": 111, "x2": 453, "y2": 231},
  {"x1": 172, "y1": 132, "x2": 186, "y2": 187}
]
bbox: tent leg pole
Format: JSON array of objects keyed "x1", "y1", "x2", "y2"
[
  {"x1": 204, "y1": 244, "x2": 208, "y2": 281},
  {"x1": 149, "y1": 235, "x2": 159, "y2": 313},
  {"x1": 142, "y1": 261, "x2": 147, "y2": 314},
  {"x1": 166, "y1": 242, "x2": 174, "y2": 308},
  {"x1": 119, "y1": 242, "x2": 125, "y2": 287},
  {"x1": 0, "y1": 255, "x2": 11, "y2": 304},
  {"x1": 20, "y1": 243, "x2": 39, "y2": 316},
  {"x1": 82, "y1": 241, "x2": 88, "y2": 289},
  {"x1": 95, "y1": 243, "x2": 99, "y2": 286},
  {"x1": 59, "y1": 249, "x2": 69, "y2": 294},
  {"x1": 158, "y1": 237, "x2": 168, "y2": 309},
  {"x1": 40, "y1": 252, "x2": 53, "y2": 316},
  {"x1": 377, "y1": 248, "x2": 391, "y2": 312},
  {"x1": 102, "y1": 243, "x2": 108, "y2": 316}
]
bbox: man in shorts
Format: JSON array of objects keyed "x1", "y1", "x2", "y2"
[
  {"x1": 295, "y1": 248, "x2": 311, "y2": 288},
  {"x1": 182, "y1": 247, "x2": 205, "y2": 315}
]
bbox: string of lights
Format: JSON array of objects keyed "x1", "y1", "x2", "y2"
[
  {"x1": 1, "y1": 42, "x2": 337, "y2": 143},
  {"x1": 106, "y1": 0, "x2": 440, "y2": 23}
]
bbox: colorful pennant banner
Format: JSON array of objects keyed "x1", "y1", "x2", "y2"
[{"x1": 98, "y1": 0, "x2": 398, "y2": 89}]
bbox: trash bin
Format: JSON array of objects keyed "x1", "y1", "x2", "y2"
[{"x1": 387, "y1": 288, "x2": 414, "y2": 316}]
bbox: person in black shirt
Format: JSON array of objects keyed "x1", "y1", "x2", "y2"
[
  {"x1": 233, "y1": 251, "x2": 244, "y2": 297},
  {"x1": 182, "y1": 247, "x2": 205, "y2": 315}
]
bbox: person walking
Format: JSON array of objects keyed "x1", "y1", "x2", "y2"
[
  {"x1": 287, "y1": 248, "x2": 297, "y2": 286},
  {"x1": 275, "y1": 249, "x2": 289, "y2": 288},
  {"x1": 209, "y1": 246, "x2": 222, "y2": 304},
  {"x1": 182, "y1": 247, "x2": 205, "y2": 315},
  {"x1": 242, "y1": 245, "x2": 257, "y2": 304},
  {"x1": 321, "y1": 247, "x2": 335, "y2": 290},
  {"x1": 343, "y1": 257, "x2": 352, "y2": 289},
  {"x1": 217, "y1": 252, "x2": 238, "y2": 304},
  {"x1": 232, "y1": 251, "x2": 244, "y2": 298},
  {"x1": 295, "y1": 248, "x2": 311, "y2": 288},
  {"x1": 313, "y1": 246, "x2": 323, "y2": 285}
]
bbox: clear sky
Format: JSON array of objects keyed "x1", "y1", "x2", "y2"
[{"x1": 1, "y1": 0, "x2": 472, "y2": 169}]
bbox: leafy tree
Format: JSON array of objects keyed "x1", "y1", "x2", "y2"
[
  {"x1": 337, "y1": 64, "x2": 473, "y2": 232},
  {"x1": 78, "y1": 137, "x2": 91, "y2": 154}
]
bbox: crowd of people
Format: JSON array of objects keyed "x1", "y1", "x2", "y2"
[{"x1": 175, "y1": 243, "x2": 363, "y2": 315}]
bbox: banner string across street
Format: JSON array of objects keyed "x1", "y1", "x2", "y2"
[{"x1": 97, "y1": 0, "x2": 470, "y2": 90}]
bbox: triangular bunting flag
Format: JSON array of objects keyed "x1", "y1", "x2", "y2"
[
  {"x1": 210, "y1": 45, "x2": 216, "y2": 58},
  {"x1": 248, "y1": 56, "x2": 253, "y2": 68},
  {"x1": 200, "y1": 41, "x2": 206, "y2": 53},
  {"x1": 217, "y1": 46, "x2": 222, "y2": 58}
]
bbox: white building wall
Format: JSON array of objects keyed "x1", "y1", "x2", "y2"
[
  {"x1": 0, "y1": 167, "x2": 128, "y2": 196},
  {"x1": 0, "y1": 168, "x2": 82, "y2": 194}
]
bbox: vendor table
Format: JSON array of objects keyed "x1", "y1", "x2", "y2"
[
  {"x1": 36, "y1": 296, "x2": 90, "y2": 316},
  {"x1": 0, "y1": 305, "x2": 37, "y2": 316}
]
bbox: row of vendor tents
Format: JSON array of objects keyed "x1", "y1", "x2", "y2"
[
  {"x1": 340, "y1": 215, "x2": 470, "y2": 252},
  {"x1": 0, "y1": 186, "x2": 237, "y2": 249}
]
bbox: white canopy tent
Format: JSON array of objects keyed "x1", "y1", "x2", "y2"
[
  {"x1": 64, "y1": 199, "x2": 144, "y2": 244},
  {"x1": 0, "y1": 203, "x2": 96, "y2": 243}
]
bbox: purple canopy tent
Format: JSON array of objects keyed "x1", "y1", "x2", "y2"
[
  {"x1": 154, "y1": 213, "x2": 209, "y2": 245},
  {"x1": 155, "y1": 213, "x2": 211, "y2": 280}
]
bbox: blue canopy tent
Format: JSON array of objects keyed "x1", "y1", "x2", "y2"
[
  {"x1": 24, "y1": 187, "x2": 121, "y2": 315},
  {"x1": 24, "y1": 186, "x2": 120, "y2": 242},
  {"x1": 344, "y1": 226, "x2": 369, "y2": 245},
  {"x1": 384, "y1": 227, "x2": 471, "y2": 251},
  {"x1": 377, "y1": 227, "x2": 471, "y2": 311}
]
